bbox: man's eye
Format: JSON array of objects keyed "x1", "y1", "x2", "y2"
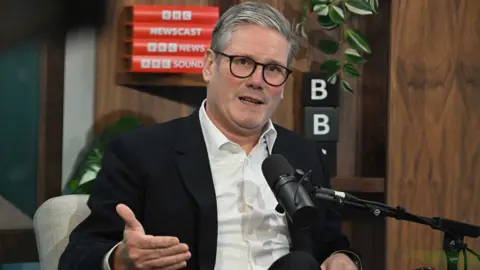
[{"x1": 237, "y1": 58, "x2": 250, "y2": 65}]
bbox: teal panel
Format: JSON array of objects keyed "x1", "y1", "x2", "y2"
[
  {"x1": 0, "y1": 42, "x2": 40, "y2": 218},
  {"x1": 1, "y1": 263, "x2": 40, "y2": 270},
  {"x1": 0, "y1": 42, "x2": 41, "y2": 269}
]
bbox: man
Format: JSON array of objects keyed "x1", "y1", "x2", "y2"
[{"x1": 59, "y1": 2, "x2": 361, "y2": 270}]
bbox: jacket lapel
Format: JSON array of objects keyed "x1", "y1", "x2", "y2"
[
  {"x1": 174, "y1": 111, "x2": 218, "y2": 270},
  {"x1": 272, "y1": 127, "x2": 313, "y2": 254}
]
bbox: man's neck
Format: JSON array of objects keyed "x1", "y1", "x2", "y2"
[{"x1": 205, "y1": 105, "x2": 263, "y2": 155}]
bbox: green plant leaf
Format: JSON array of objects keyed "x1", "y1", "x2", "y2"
[
  {"x1": 312, "y1": 0, "x2": 330, "y2": 4},
  {"x1": 319, "y1": 39, "x2": 340, "y2": 54},
  {"x1": 301, "y1": 0, "x2": 308, "y2": 18},
  {"x1": 328, "y1": 5, "x2": 345, "y2": 25},
  {"x1": 343, "y1": 63, "x2": 361, "y2": 78},
  {"x1": 77, "y1": 180, "x2": 96, "y2": 195},
  {"x1": 320, "y1": 59, "x2": 341, "y2": 74},
  {"x1": 313, "y1": 4, "x2": 329, "y2": 16},
  {"x1": 345, "y1": 28, "x2": 371, "y2": 54},
  {"x1": 327, "y1": 73, "x2": 338, "y2": 84},
  {"x1": 345, "y1": 0, "x2": 374, "y2": 15},
  {"x1": 341, "y1": 79, "x2": 354, "y2": 93},
  {"x1": 296, "y1": 22, "x2": 308, "y2": 38},
  {"x1": 344, "y1": 48, "x2": 366, "y2": 64},
  {"x1": 368, "y1": 0, "x2": 379, "y2": 13},
  {"x1": 68, "y1": 179, "x2": 80, "y2": 192},
  {"x1": 317, "y1": 14, "x2": 339, "y2": 30}
]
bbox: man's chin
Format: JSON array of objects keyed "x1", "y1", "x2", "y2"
[
  {"x1": 228, "y1": 110, "x2": 268, "y2": 130},
  {"x1": 234, "y1": 119, "x2": 267, "y2": 132}
]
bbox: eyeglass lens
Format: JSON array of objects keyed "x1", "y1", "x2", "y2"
[{"x1": 229, "y1": 56, "x2": 288, "y2": 86}]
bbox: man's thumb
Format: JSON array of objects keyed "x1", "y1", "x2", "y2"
[{"x1": 116, "y1": 204, "x2": 144, "y2": 233}]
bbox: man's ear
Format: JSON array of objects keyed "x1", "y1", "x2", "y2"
[{"x1": 202, "y1": 49, "x2": 216, "y2": 83}]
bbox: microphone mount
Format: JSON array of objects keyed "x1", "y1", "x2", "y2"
[{"x1": 296, "y1": 169, "x2": 480, "y2": 270}]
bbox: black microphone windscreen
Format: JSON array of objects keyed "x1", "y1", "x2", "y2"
[{"x1": 261, "y1": 154, "x2": 295, "y2": 188}]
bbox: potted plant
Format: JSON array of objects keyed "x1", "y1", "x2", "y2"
[
  {"x1": 65, "y1": 116, "x2": 144, "y2": 194},
  {"x1": 296, "y1": 0, "x2": 379, "y2": 93}
]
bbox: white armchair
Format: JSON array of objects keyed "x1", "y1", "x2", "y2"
[{"x1": 33, "y1": 194, "x2": 91, "y2": 270}]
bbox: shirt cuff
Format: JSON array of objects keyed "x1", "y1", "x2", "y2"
[
  {"x1": 102, "y1": 242, "x2": 122, "y2": 270},
  {"x1": 330, "y1": 249, "x2": 363, "y2": 270}
]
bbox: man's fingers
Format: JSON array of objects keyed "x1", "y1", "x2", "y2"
[
  {"x1": 156, "y1": 244, "x2": 188, "y2": 257},
  {"x1": 132, "y1": 235, "x2": 180, "y2": 249},
  {"x1": 133, "y1": 244, "x2": 188, "y2": 261},
  {"x1": 142, "y1": 251, "x2": 191, "y2": 269},
  {"x1": 157, "y1": 243, "x2": 189, "y2": 257},
  {"x1": 116, "y1": 204, "x2": 144, "y2": 233},
  {"x1": 159, "y1": 260, "x2": 188, "y2": 270}
]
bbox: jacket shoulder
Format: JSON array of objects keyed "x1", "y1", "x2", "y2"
[
  {"x1": 111, "y1": 115, "x2": 192, "y2": 154},
  {"x1": 274, "y1": 124, "x2": 318, "y2": 149}
]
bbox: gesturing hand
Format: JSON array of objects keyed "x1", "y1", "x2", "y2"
[
  {"x1": 320, "y1": 253, "x2": 358, "y2": 270},
  {"x1": 113, "y1": 204, "x2": 191, "y2": 270}
]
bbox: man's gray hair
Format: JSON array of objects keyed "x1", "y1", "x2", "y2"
[{"x1": 210, "y1": 2, "x2": 299, "y2": 66}]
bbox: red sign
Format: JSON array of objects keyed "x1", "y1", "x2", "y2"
[
  {"x1": 124, "y1": 5, "x2": 219, "y2": 74},
  {"x1": 127, "y1": 39, "x2": 210, "y2": 56},
  {"x1": 127, "y1": 55, "x2": 204, "y2": 73},
  {"x1": 129, "y1": 5, "x2": 219, "y2": 24}
]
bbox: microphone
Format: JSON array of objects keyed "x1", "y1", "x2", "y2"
[
  {"x1": 264, "y1": 155, "x2": 480, "y2": 270},
  {"x1": 292, "y1": 168, "x2": 359, "y2": 203},
  {"x1": 262, "y1": 154, "x2": 317, "y2": 229},
  {"x1": 314, "y1": 186, "x2": 358, "y2": 201}
]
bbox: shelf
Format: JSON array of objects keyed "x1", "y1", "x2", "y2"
[
  {"x1": 116, "y1": 72, "x2": 206, "y2": 87},
  {"x1": 331, "y1": 177, "x2": 385, "y2": 193}
]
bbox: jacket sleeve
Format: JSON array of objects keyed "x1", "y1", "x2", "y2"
[
  {"x1": 309, "y1": 144, "x2": 362, "y2": 267},
  {"x1": 58, "y1": 135, "x2": 145, "y2": 270}
]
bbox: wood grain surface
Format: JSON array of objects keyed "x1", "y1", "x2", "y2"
[{"x1": 387, "y1": 0, "x2": 480, "y2": 269}]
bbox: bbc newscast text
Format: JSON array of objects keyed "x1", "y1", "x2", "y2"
[
  {"x1": 149, "y1": 27, "x2": 203, "y2": 36},
  {"x1": 128, "y1": 24, "x2": 214, "y2": 39}
]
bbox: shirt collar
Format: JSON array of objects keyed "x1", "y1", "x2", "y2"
[{"x1": 198, "y1": 99, "x2": 277, "y2": 155}]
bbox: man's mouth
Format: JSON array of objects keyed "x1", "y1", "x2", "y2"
[{"x1": 239, "y1": 96, "x2": 264, "y2": 105}]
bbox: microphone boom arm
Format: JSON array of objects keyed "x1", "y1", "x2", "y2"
[{"x1": 311, "y1": 186, "x2": 480, "y2": 270}]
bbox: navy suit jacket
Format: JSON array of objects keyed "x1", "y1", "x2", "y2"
[{"x1": 58, "y1": 110, "x2": 351, "y2": 270}]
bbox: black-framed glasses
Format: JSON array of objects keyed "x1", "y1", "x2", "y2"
[{"x1": 213, "y1": 50, "x2": 292, "y2": 87}]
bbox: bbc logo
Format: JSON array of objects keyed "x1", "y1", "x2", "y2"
[
  {"x1": 301, "y1": 72, "x2": 339, "y2": 107},
  {"x1": 162, "y1": 10, "x2": 192, "y2": 20},
  {"x1": 147, "y1": 42, "x2": 178, "y2": 53},
  {"x1": 303, "y1": 107, "x2": 338, "y2": 142}
]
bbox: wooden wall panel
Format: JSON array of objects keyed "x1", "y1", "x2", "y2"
[
  {"x1": 294, "y1": 1, "x2": 390, "y2": 269},
  {"x1": 300, "y1": 0, "x2": 390, "y2": 179},
  {"x1": 387, "y1": 0, "x2": 480, "y2": 269}
]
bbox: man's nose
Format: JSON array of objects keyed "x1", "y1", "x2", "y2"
[{"x1": 246, "y1": 66, "x2": 264, "y2": 88}]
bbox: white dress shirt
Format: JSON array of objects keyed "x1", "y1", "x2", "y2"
[
  {"x1": 198, "y1": 99, "x2": 291, "y2": 270},
  {"x1": 102, "y1": 99, "x2": 291, "y2": 269}
]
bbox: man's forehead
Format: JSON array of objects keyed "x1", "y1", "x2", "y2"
[{"x1": 225, "y1": 26, "x2": 289, "y2": 65}]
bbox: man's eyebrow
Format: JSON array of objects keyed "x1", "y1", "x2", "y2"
[{"x1": 242, "y1": 53, "x2": 287, "y2": 67}]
